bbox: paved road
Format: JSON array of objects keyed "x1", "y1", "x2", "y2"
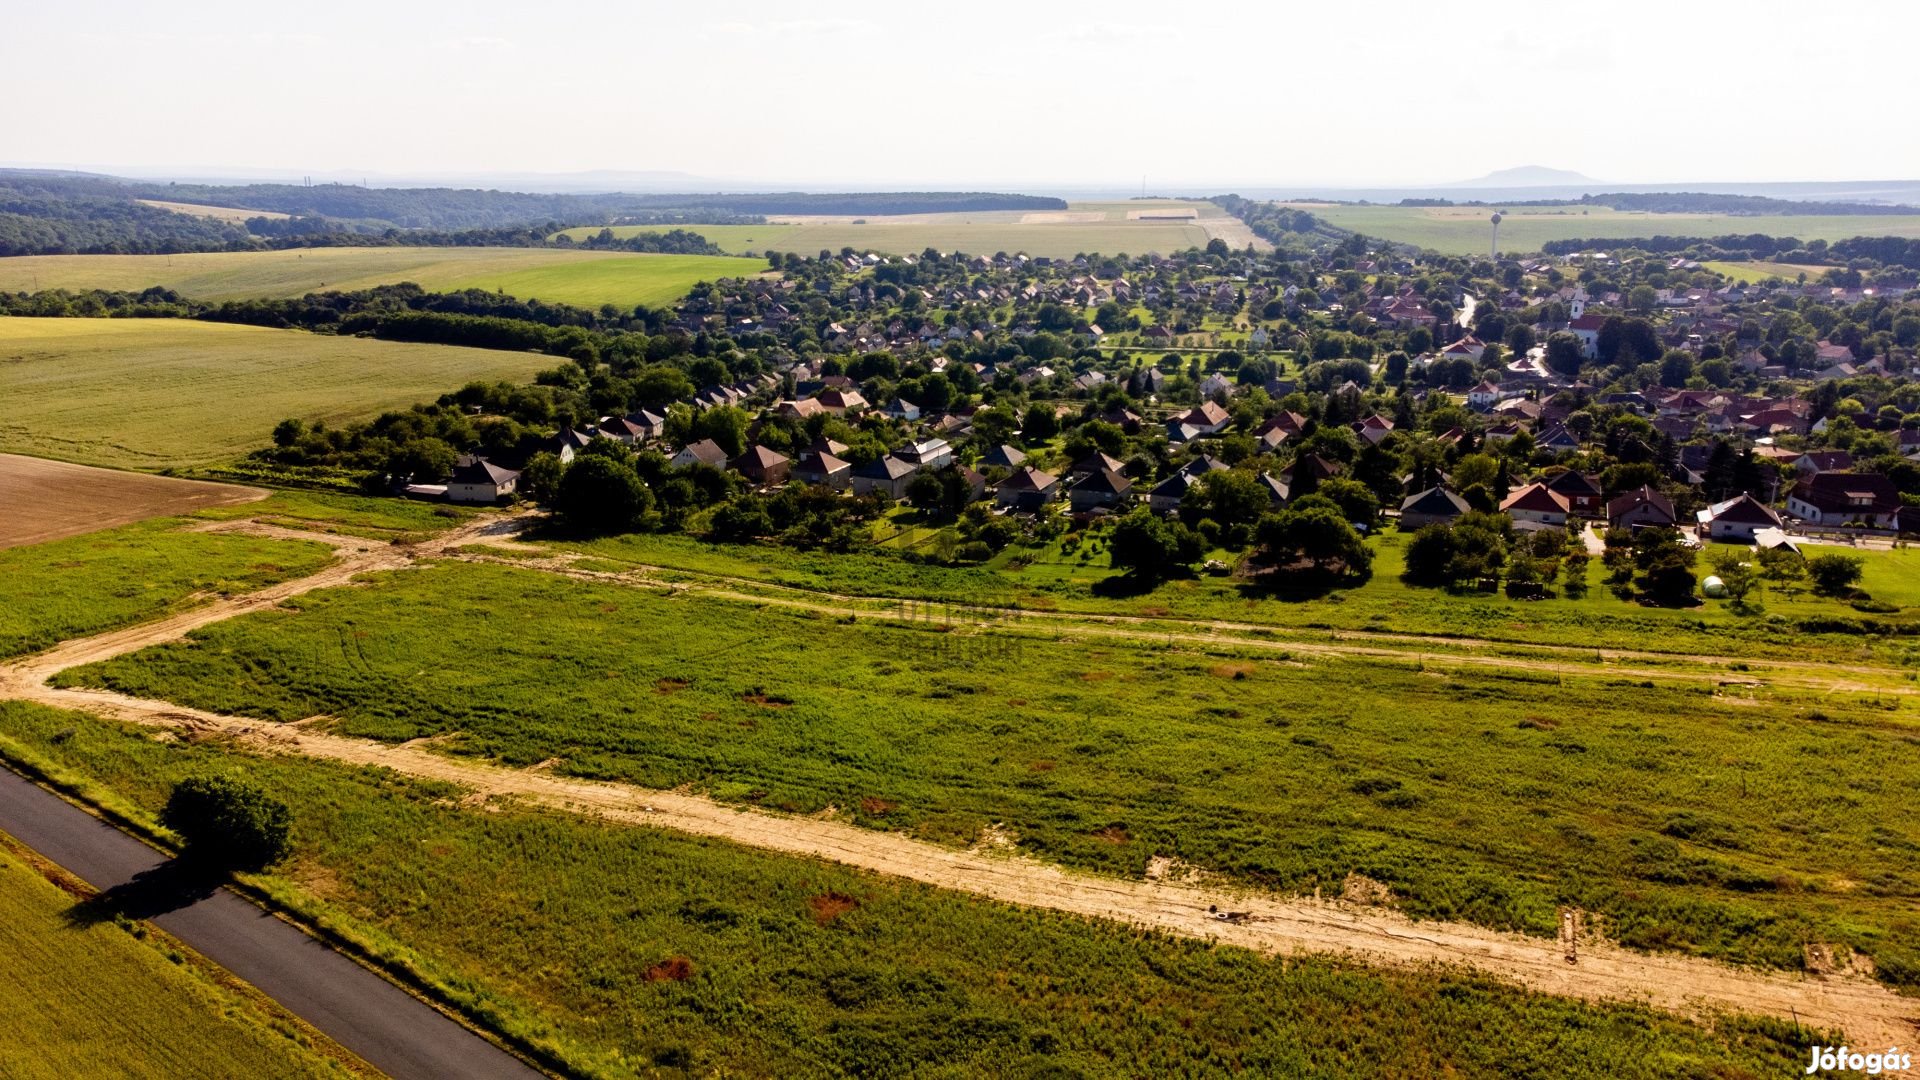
[{"x1": 0, "y1": 766, "x2": 544, "y2": 1080}]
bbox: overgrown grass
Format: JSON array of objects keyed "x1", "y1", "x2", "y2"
[
  {"x1": 0, "y1": 701, "x2": 1826, "y2": 1079},
  {"x1": 564, "y1": 529, "x2": 1920, "y2": 665},
  {"x1": 58, "y1": 559, "x2": 1920, "y2": 985},
  {"x1": 191, "y1": 488, "x2": 477, "y2": 543},
  {"x1": 0, "y1": 828, "x2": 346, "y2": 1079},
  {"x1": 0, "y1": 517, "x2": 334, "y2": 659}
]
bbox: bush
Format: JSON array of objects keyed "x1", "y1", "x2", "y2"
[
  {"x1": 160, "y1": 775, "x2": 292, "y2": 871},
  {"x1": 1807, "y1": 553, "x2": 1865, "y2": 596}
]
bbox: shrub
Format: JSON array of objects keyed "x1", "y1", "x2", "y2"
[{"x1": 160, "y1": 775, "x2": 292, "y2": 871}]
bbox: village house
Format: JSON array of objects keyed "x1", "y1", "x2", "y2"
[
  {"x1": 1606, "y1": 485, "x2": 1677, "y2": 531},
  {"x1": 792, "y1": 449, "x2": 852, "y2": 490},
  {"x1": 670, "y1": 439, "x2": 729, "y2": 469},
  {"x1": 1696, "y1": 494, "x2": 1783, "y2": 542},
  {"x1": 731, "y1": 445, "x2": 792, "y2": 488},
  {"x1": 851, "y1": 455, "x2": 916, "y2": 499},
  {"x1": 1069, "y1": 468, "x2": 1132, "y2": 513},
  {"x1": 1399, "y1": 485, "x2": 1468, "y2": 530},
  {"x1": 446, "y1": 455, "x2": 519, "y2": 504},
  {"x1": 996, "y1": 466, "x2": 1062, "y2": 511},
  {"x1": 1786, "y1": 472, "x2": 1903, "y2": 529},
  {"x1": 1499, "y1": 483, "x2": 1571, "y2": 528},
  {"x1": 1543, "y1": 471, "x2": 1603, "y2": 516}
]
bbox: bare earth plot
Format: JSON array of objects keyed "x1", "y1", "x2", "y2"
[
  {"x1": 0, "y1": 454, "x2": 264, "y2": 549},
  {"x1": 3, "y1": 515, "x2": 1915, "y2": 1049}
]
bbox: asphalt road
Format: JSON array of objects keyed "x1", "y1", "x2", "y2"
[{"x1": 0, "y1": 766, "x2": 544, "y2": 1080}]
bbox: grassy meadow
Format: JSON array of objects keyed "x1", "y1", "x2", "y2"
[
  {"x1": 0, "y1": 515, "x2": 334, "y2": 659},
  {"x1": 1281, "y1": 202, "x2": 1920, "y2": 256},
  {"x1": 565, "y1": 528, "x2": 1920, "y2": 666},
  {"x1": 0, "y1": 247, "x2": 766, "y2": 310},
  {"x1": 57, "y1": 557, "x2": 1920, "y2": 985},
  {"x1": 0, "y1": 835, "x2": 346, "y2": 1079},
  {"x1": 554, "y1": 201, "x2": 1235, "y2": 258},
  {"x1": 0, "y1": 317, "x2": 561, "y2": 469},
  {"x1": 0, "y1": 700, "x2": 1822, "y2": 1079},
  {"x1": 134, "y1": 199, "x2": 291, "y2": 224}
]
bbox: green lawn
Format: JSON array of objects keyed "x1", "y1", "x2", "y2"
[
  {"x1": 1282, "y1": 202, "x2": 1920, "y2": 256},
  {"x1": 1801, "y1": 544, "x2": 1920, "y2": 608},
  {"x1": 0, "y1": 700, "x2": 1822, "y2": 1079},
  {"x1": 0, "y1": 836, "x2": 345, "y2": 1079},
  {"x1": 0, "y1": 317, "x2": 560, "y2": 469},
  {"x1": 57, "y1": 558, "x2": 1920, "y2": 985},
  {"x1": 0, "y1": 247, "x2": 766, "y2": 310}
]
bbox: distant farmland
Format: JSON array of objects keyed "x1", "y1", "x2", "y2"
[
  {"x1": 135, "y1": 199, "x2": 292, "y2": 224},
  {"x1": 555, "y1": 200, "x2": 1259, "y2": 258},
  {"x1": 1282, "y1": 202, "x2": 1920, "y2": 256},
  {"x1": 0, "y1": 247, "x2": 768, "y2": 310},
  {"x1": 0, "y1": 317, "x2": 561, "y2": 469}
]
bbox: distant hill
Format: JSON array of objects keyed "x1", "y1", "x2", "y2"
[{"x1": 1441, "y1": 166, "x2": 1597, "y2": 188}]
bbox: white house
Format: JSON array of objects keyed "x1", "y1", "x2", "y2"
[{"x1": 446, "y1": 455, "x2": 520, "y2": 504}]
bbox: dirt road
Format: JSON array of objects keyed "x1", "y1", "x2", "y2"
[{"x1": 4, "y1": 515, "x2": 1917, "y2": 1046}]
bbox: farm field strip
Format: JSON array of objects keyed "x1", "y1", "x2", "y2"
[
  {"x1": 553, "y1": 200, "x2": 1252, "y2": 258},
  {"x1": 1, "y1": 513, "x2": 1916, "y2": 1046},
  {"x1": 0, "y1": 247, "x2": 766, "y2": 310},
  {"x1": 1279, "y1": 202, "x2": 1920, "y2": 255}
]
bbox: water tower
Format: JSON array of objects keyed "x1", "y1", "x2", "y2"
[{"x1": 1489, "y1": 212, "x2": 1503, "y2": 259}]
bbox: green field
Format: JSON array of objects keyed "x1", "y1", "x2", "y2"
[
  {"x1": 0, "y1": 317, "x2": 561, "y2": 469},
  {"x1": 1703, "y1": 259, "x2": 1838, "y2": 284},
  {"x1": 0, "y1": 247, "x2": 767, "y2": 310},
  {"x1": 568, "y1": 527, "x2": 1920, "y2": 666},
  {"x1": 0, "y1": 836, "x2": 345, "y2": 1079},
  {"x1": 58, "y1": 557, "x2": 1920, "y2": 985},
  {"x1": 1284, "y1": 202, "x2": 1920, "y2": 256},
  {"x1": 0, "y1": 700, "x2": 1820, "y2": 1078},
  {"x1": 556, "y1": 201, "x2": 1244, "y2": 258},
  {"x1": 0, "y1": 515, "x2": 333, "y2": 659}
]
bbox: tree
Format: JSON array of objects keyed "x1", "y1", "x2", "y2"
[
  {"x1": 1402, "y1": 524, "x2": 1458, "y2": 585},
  {"x1": 1707, "y1": 548, "x2": 1762, "y2": 608},
  {"x1": 1109, "y1": 509, "x2": 1203, "y2": 580},
  {"x1": 161, "y1": 775, "x2": 292, "y2": 871},
  {"x1": 1021, "y1": 403, "x2": 1058, "y2": 443},
  {"x1": 1806, "y1": 553, "x2": 1865, "y2": 596},
  {"x1": 1183, "y1": 470, "x2": 1270, "y2": 533},
  {"x1": 517, "y1": 450, "x2": 564, "y2": 504},
  {"x1": 1632, "y1": 530, "x2": 1697, "y2": 606},
  {"x1": 1544, "y1": 332, "x2": 1585, "y2": 379},
  {"x1": 555, "y1": 455, "x2": 653, "y2": 534},
  {"x1": 1254, "y1": 496, "x2": 1372, "y2": 582},
  {"x1": 1315, "y1": 477, "x2": 1380, "y2": 526}
]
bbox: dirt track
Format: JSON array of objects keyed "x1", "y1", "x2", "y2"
[{"x1": 4, "y1": 516, "x2": 1917, "y2": 1046}]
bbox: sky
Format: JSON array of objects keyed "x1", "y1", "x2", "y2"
[{"x1": 6, "y1": 0, "x2": 1917, "y2": 190}]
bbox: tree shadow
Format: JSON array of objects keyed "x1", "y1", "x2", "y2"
[
  {"x1": 1091, "y1": 572, "x2": 1171, "y2": 599},
  {"x1": 63, "y1": 860, "x2": 224, "y2": 928}
]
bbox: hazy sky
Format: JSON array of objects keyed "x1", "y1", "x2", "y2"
[{"x1": 7, "y1": 0, "x2": 1916, "y2": 189}]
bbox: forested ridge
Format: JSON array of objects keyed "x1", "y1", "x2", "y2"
[{"x1": 0, "y1": 171, "x2": 1066, "y2": 256}]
